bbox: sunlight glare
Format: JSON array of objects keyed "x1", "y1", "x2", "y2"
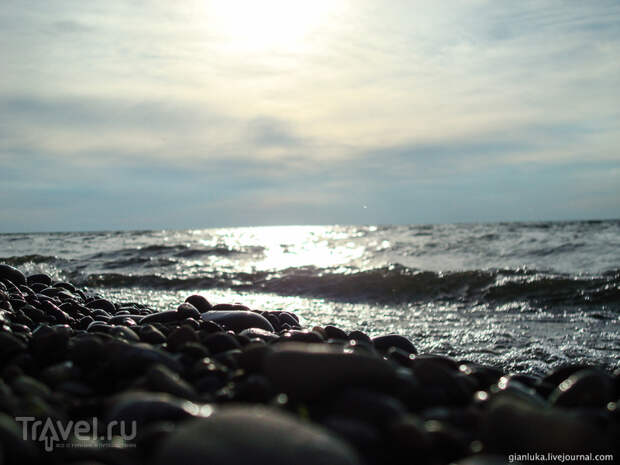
[{"x1": 204, "y1": 0, "x2": 342, "y2": 53}]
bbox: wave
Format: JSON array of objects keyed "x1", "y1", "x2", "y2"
[
  {"x1": 0, "y1": 254, "x2": 59, "y2": 266},
  {"x1": 78, "y1": 265, "x2": 620, "y2": 309},
  {"x1": 87, "y1": 244, "x2": 264, "y2": 262}
]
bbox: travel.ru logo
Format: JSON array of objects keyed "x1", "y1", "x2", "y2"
[{"x1": 16, "y1": 416, "x2": 137, "y2": 452}]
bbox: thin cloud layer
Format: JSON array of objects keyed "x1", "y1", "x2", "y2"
[{"x1": 0, "y1": 0, "x2": 619, "y2": 231}]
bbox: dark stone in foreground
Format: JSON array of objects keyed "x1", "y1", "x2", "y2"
[
  {"x1": 154, "y1": 405, "x2": 361, "y2": 465},
  {"x1": 263, "y1": 342, "x2": 402, "y2": 400},
  {"x1": 0, "y1": 264, "x2": 26, "y2": 286}
]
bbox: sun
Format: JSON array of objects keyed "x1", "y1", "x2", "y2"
[{"x1": 204, "y1": 0, "x2": 342, "y2": 53}]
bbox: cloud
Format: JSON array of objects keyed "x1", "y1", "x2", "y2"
[{"x1": 0, "y1": 0, "x2": 619, "y2": 230}]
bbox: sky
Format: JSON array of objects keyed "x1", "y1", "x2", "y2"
[{"x1": 1, "y1": 0, "x2": 619, "y2": 232}]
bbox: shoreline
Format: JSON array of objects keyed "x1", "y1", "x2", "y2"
[{"x1": 0, "y1": 263, "x2": 618, "y2": 464}]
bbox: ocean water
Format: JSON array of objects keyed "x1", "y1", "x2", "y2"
[{"x1": 1, "y1": 220, "x2": 619, "y2": 375}]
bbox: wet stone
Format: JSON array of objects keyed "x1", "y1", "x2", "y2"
[
  {"x1": 212, "y1": 303, "x2": 250, "y2": 310},
  {"x1": 30, "y1": 324, "x2": 70, "y2": 363},
  {"x1": 109, "y1": 315, "x2": 138, "y2": 326},
  {"x1": 0, "y1": 264, "x2": 27, "y2": 286},
  {"x1": 483, "y1": 391, "x2": 613, "y2": 455},
  {"x1": 11, "y1": 375, "x2": 52, "y2": 398},
  {"x1": 201, "y1": 332, "x2": 241, "y2": 354},
  {"x1": 327, "y1": 387, "x2": 408, "y2": 428},
  {"x1": 26, "y1": 273, "x2": 52, "y2": 286},
  {"x1": 139, "y1": 324, "x2": 167, "y2": 344},
  {"x1": 239, "y1": 327, "x2": 279, "y2": 343},
  {"x1": 185, "y1": 295, "x2": 212, "y2": 313},
  {"x1": 109, "y1": 325, "x2": 140, "y2": 342},
  {"x1": 108, "y1": 341, "x2": 183, "y2": 376},
  {"x1": 67, "y1": 334, "x2": 105, "y2": 366},
  {"x1": 29, "y1": 282, "x2": 48, "y2": 293},
  {"x1": 549, "y1": 369, "x2": 614, "y2": 408},
  {"x1": 167, "y1": 326, "x2": 198, "y2": 352},
  {"x1": 263, "y1": 342, "x2": 400, "y2": 400},
  {"x1": 325, "y1": 325, "x2": 349, "y2": 340},
  {"x1": 177, "y1": 302, "x2": 201, "y2": 320},
  {"x1": 373, "y1": 334, "x2": 418, "y2": 355},
  {"x1": 146, "y1": 364, "x2": 197, "y2": 400},
  {"x1": 53, "y1": 281, "x2": 77, "y2": 293},
  {"x1": 348, "y1": 330, "x2": 372, "y2": 344},
  {"x1": 141, "y1": 310, "x2": 181, "y2": 325},
  {"x1": 153, "y1": 405, "x2": 361, "y2": 465},
  {"x1": 278, "y1": 311, "x2": 299, "y2": 327},
  {"x1": 0, "y1": 332, "x2": 27, "y2": 363},
  {"x1": 280, "y1": 329, "x2": 324, "y2": 343},
  {"x1": 86, "y1": 298, "x2": 116, "y2": 314},
  {"x1": 106, "y1": 391, "x2": 208, "y2": 425},
  {"x1": 543, "y1": 364, "x2": 594, "y2": 387},
  {"x1": 201, "y1": 311, "x2": 274, "y2": 333}
]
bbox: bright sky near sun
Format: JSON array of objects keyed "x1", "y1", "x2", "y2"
[{"x1": 0, "y1": 0, "x2": 619, "y2": 232}]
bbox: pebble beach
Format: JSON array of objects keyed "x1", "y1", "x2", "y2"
[{"x1": 0, "y1": 262, "x2": 618, "y2": 464}]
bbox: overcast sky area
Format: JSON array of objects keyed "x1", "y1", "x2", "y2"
[{"x1": 1, "y1": 0, "x2": 619, "y2": 232}]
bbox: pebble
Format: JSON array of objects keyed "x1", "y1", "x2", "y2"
[
  {"x1": 372, "y1": 334, "x2": 418, "y2": 354},
  {"x1": 239, "y1": 327, "x2": 279, "y2": 343},
  {"x1": 483, "y1": 390, "x2": 613, "y2": 455},
  {"x1": 167, "y1": 326, "x2": 198, "y2": 351},
  {"x1": 153, "y1": 405, "x2": 361, "y2": 465},
  {"x1": 105, "y1": 391, "x2": 208, "y2": 425},
  {"x1": 201, "y1": 332, "x2": 241, "y2": 354},
  {"x1": 185, "y1": 295, "x2": 212, "y2": 312},
  {"x1": 145, "y1": 364, "x2": 197, "y2": 400},
  {"x1": 141, "y1": 310, "x2": 181, "y2": 324},
  {"x1": 177, "y1": 302, "x2": 201, "y2": 320},
  {"x1": 0, "y1": 264, "x2": 27, "y2": 286},
  {"x1": 325, "y1": 325, "x2": 349, "y2": 340},
  {"x1": 263, "y1": 342, "x2": 400, "y2": 400},
  {"x1": 549, "y1": 369, "x2": 614, "y2": 408},
  {"x1": 26, "y1": 273, "x2": 52, "y2": 286},
  {"x1": 201, "y1": 310, "x2": 274, "y2": 332},
  {"x1": 0, "y1": 332, "x2": 27, "y2": 362}
]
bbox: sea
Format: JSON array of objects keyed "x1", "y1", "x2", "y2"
[{"x1": 1, "y1": 220, "x2": 619, "y2": 375}]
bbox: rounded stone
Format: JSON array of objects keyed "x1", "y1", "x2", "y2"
[
  {"x1": 141, "y1": 310, "x2": 181, "y2": 325},
  {"x1": 0, "y1": 264, "x2": 26, "y2": 286},
  {"x1": 139, "y1": 324, "x2": 167, "y2": 344},
  {"x1": 348, "y1": 330, "x2": 372, "y2": 344},
  {"x1": 153, "y1": 405, "x2": 361, "y2": 465},
  {"x1": 86, "y1": 298, "x2": 116, "y2": 314},
  {"x1": 212, "y1": 303, "x2": 250, "y2": 311},
  {"x1": 202, "y1": 332, "x2": 241, "y2": 354},
  {"x1": 263, "y1": 342, "x2": 400, "y2": 400},
  {"x1": 280, "y1": 329, "x2": 323, "y2": 343},
  {"x1": 177, "y1": 303, "x2": 201, "y2": 320},
  {"x1": 483, "y1": 391, "x2": 612, "y2": 455},
  {"x1": 549, "y1": 369, "x2": 614, "y2": 408},
  {"x1": 26, "y1": 273, "x2": 52, "y2": 286},
  {"x1": 239, "y1": 327, "x2": 279, "y2": 343},
  {"x1": 146, "y1": 364, "x2": 197, "y2": 400},
  {"x1": 372, "y1": 334, "x2": 417, "y2": 355},
  {"x1": 0, "y1": 332, "x2": 27, "y2": 363},
  {"x1": 52, "y1": 281, "x2": 77, "y2": 293},
  {"x1": 106, "y1": 391, "x2": 208, "y2": 425},
  {"x1": 325, "y1": 325, "x2": 348, "y2": 340},
  {"x1": 109, "y1": 325, "x2": 140, "y2": 342},
  {"x1": 185, "y1": 295, "x2": 212, "y2": 313},
  {"x1": 201, "y1": 311, "x2": 274, "y2": 333},
  {"x1": 167, "y1": 326, "x2": 198, "y2": 352}
]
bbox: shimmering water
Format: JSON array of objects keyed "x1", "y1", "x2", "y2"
[{"x1": 1, "y1": 220, "x2": 619, "y2": 374}]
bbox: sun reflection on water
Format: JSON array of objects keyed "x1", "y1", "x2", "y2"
[{"x1": 199, "y1": 225, "x2": 366, "y2": 272}]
